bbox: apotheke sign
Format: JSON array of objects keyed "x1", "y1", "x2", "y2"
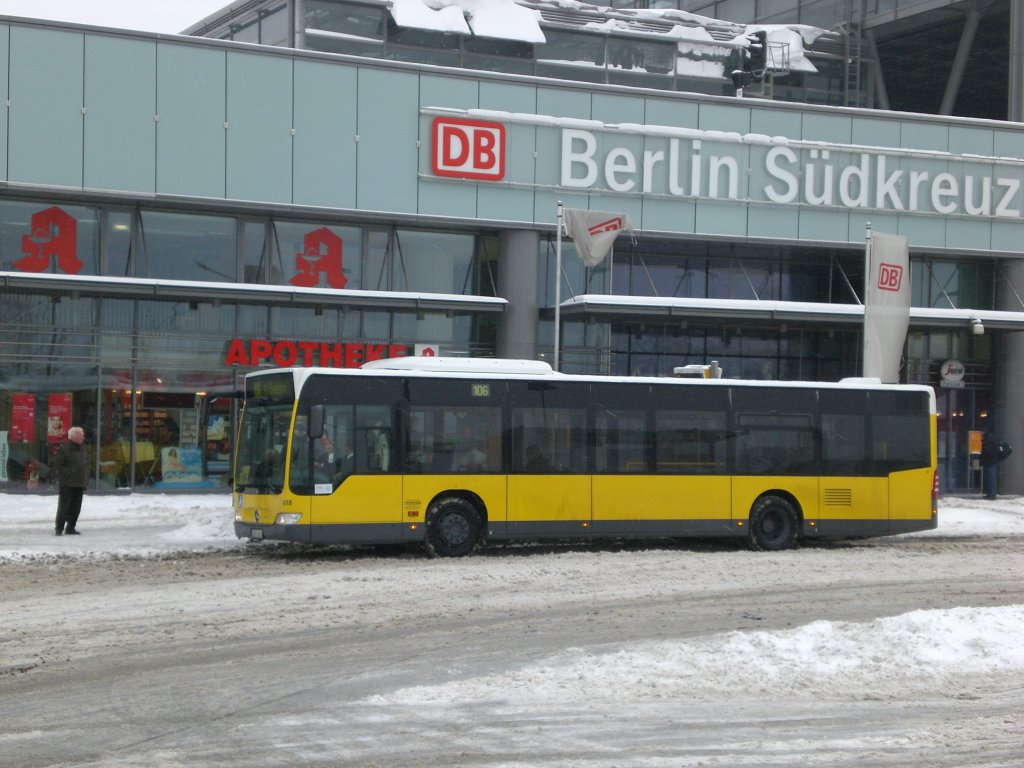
[
  {"x1": 225, "y1": 339, "x2": 410, "y2": 368},
  {"x1": 428, "y1": 113, "x2": 1023, "y2": 220}
]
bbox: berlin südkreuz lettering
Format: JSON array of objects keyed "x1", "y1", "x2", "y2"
[{"x1": 559, "y1": 128, "x2": 1022, "y2": 219}]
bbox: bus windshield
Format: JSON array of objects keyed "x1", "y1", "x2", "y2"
[{"x1": 235, "y1": 373, "x2": 295, "y2": 494}]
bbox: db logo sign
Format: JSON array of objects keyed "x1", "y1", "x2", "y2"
[
  {"x1": 877, "y1": 263, "x2": 903, "y2": 292},
  {"x1": 432, "y1": 117, "x2": 505, "y2": 181}
]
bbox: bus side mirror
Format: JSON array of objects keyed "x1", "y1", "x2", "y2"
[{"x1": 309, "y1": 405, "x2": 325, "y2": 439}]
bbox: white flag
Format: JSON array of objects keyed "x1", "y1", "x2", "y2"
[
  {"x1": 863, "y1": 231, "x2": 910, "y2": 383},
  {"x1": 563, "y1": 209, "x2": 635, "y2": 267}
]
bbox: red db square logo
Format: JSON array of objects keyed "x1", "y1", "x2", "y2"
[
  {"x1": 877, "y1": 263, "x2": 903, "y2": 292},
  {"x1": 432, "y1": 117, "x2": 505, "y2": 181}
]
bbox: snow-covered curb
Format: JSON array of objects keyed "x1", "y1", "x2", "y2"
[{"x1": 1, "y1": 492, "x2": 1020, "y2": 563}]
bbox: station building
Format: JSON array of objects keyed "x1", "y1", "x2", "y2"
[{"x1": 1, "y1": 0, "x2": 1023, "y2": 494}]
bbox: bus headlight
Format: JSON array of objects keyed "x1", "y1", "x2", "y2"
[{"x1": 275, "y1": 513, "x2": 303, "y2": 525}]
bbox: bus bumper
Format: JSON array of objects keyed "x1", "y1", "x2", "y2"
[{"x1": 234, "y1": 521, "x2": 310, "y2": 543}]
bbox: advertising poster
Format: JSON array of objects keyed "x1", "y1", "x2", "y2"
[
  {"x1": 207, "y1": 415, "x2": 227, "y2": 441},
  {"x1": 47, "y1": 393, "x2": 72, "y2": 442},
  {"x1": 11, "y1": 394, "x2": 35, "y2": 443},
  {"x1": 161, "y1": 447, "x2": 203, "y2": 484},
  {"x1": 179, "y1": 410, "x2": 199, "y2": 447}
]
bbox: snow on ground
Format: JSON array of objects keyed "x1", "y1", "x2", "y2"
[
  {"x1": 1, "y1": 490, "x2": 1021, "y2": 562},
  {"x1": 365, "y1": 604, "x2": 1024, "y2": 708},
  {"x1": 2, "y1": 491, "x2": 1022, "y2": 722},
  {"x1": 0, "y1": 491, "x2": 238, "y2": 561}
]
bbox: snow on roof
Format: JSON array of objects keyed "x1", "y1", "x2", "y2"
[
  {"x1": 390, "y1": 0, "x2": 824, "y2": 76},
  {"x1": 460, "y1": 0, "x2": 547, "y2": 42},
  {"x1": 393, "y1": 0, "x2": 546, "y2": 41},
  {"x1": 362, "y1": 356, "x2": 554, "y2": 374},
  {"x1": 392, "y1": 0, "x2": 471, "y2": 34}
]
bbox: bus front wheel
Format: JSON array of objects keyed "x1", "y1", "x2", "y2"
[
  {"x1": 425, "y1": 496, "x2": 481, "y2": 558},
  {"x1": 747, "y1": 495, "x2": 799, "y2": 551}
]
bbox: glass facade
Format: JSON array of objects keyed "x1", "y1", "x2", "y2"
[
  {"x1": 2, "y1": 199, "x2": 494, "y2": 293},
  {"x1": 0, "y1": 199, "x2": 1006, "y2": 494},
  {"x1": 216, "y1": 2, "x2": 290, "y2": 46},
  {"x1": 543, "y1": 234, "x2": 997, "y2": 399},
  {"x1": 0, "y1": 197, "x2": 497, "y2": 492}
]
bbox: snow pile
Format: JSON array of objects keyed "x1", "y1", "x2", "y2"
[
  {"x1": 367, "y1": 604, "x2": 1024, "y2": 706},
  {"x1": 0, "y1": 492, "x2": 239, "y2": 562},
  {"x1": 157, "y1": 500, "x2": 237, "y2": 542}
]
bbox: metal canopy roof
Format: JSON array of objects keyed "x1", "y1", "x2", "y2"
[
  {"x1": 555, "y1": 294, "x2": 1024, "y2": 331},
  {"x1": 0, "y1": 272, "x2": 508, "y2": 314}
]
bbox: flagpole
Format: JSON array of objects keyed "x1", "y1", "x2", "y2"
[
  {"x1": 554, "y1": 201, "x2": 563, "y2": 372},
  {"x1": 863, "y1": 220, "x2": 872, "y2": 377}
]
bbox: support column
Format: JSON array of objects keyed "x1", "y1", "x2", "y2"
[
  {"x1": 939, "y1": 8, "x2": 981, "y2": 116},
  {"x1": 865, "y1": 30, "x2": 890, "y2": 111},
  {"x1": 1011, "y1": 0, "x2": 1024, "y2": 121},
  {"x1": 496, "y1": 229, "x2": 540, "y2": 361},
  {"x1": 995, "y1": 259, "x2": 1024, "y2": 494}
]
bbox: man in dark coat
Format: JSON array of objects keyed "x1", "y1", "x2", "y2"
[
  {"x1": 54, "y1": 426, "x2": 89, "y2": 535},
  {"x1": 979, "y1": 429, "x2": 1011, "y2": 501}
]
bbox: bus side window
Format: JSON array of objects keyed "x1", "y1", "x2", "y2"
[
  {"x1": 819, "y1": 390, "x2": 869, "y2": 475},
  {"x1": 595, "y1": 409, "x2": 646, "y2": 473},
  {"x1": 511, "y1": 408, "x2": 586, "y2": 473},
  {"x1": 367, "y1": 426, "x2": 389, "y2": 471},
  {"x1": 317, "y1": 405, "x2": 354, "y2": 483},
  {"x1": 654, "y1": 410, "x2": 726, "y2": 474},
  {"x1": 356, "y1": 405, "x2": 392, "y2": 472},
  {"x1": 869, "y1": 391, "x2": 931, "y2": 473},
  {"x1": 821, "y1": 413, "x2": 866, "y2": 475},
  {"x1": 735, "y1": 413, "x2": 816, "y2": 475}
]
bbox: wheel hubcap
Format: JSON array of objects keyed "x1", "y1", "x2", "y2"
[{"x1": 440, "y1": 513, "x2": 469, "y2": 545}]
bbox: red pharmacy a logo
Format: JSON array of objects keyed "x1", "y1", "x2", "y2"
[
  {"x1": 290, "y1": 227, "x2": 348, "y2": 289},
  {"x1": 15, "y1": 207, "x2": 81, "y2": 274}
]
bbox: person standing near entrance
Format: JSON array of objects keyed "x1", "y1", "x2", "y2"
[
  {"x1": 54, "y1": 426, "x2": 89, "y2": 535},
  {"x1": 980, "y1": 429, "x2": 1013, "y2": 500}
]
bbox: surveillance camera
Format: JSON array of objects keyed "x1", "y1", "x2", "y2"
[{"x1": 970, "y1": 318, "x2": 984, "y2": 336}]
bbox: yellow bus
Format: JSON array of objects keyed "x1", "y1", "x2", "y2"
[{"x1": 233, "y1": 357, "x2": 937, "y2": 555}]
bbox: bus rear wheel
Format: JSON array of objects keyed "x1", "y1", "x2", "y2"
[
  {"x1": 747, "y1": 495, "x2": 799, "y2": 551},
  {"x1": 425, "y1": 496, "x2": 481, "y2": 558}
]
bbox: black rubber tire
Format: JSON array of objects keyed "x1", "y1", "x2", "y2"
[
  {"x1": 747, "y1": 495, "x2": 799, "y2": 551},
  {"x1": 425, "y1": 496, "x2": 481, "y2": 558}
]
